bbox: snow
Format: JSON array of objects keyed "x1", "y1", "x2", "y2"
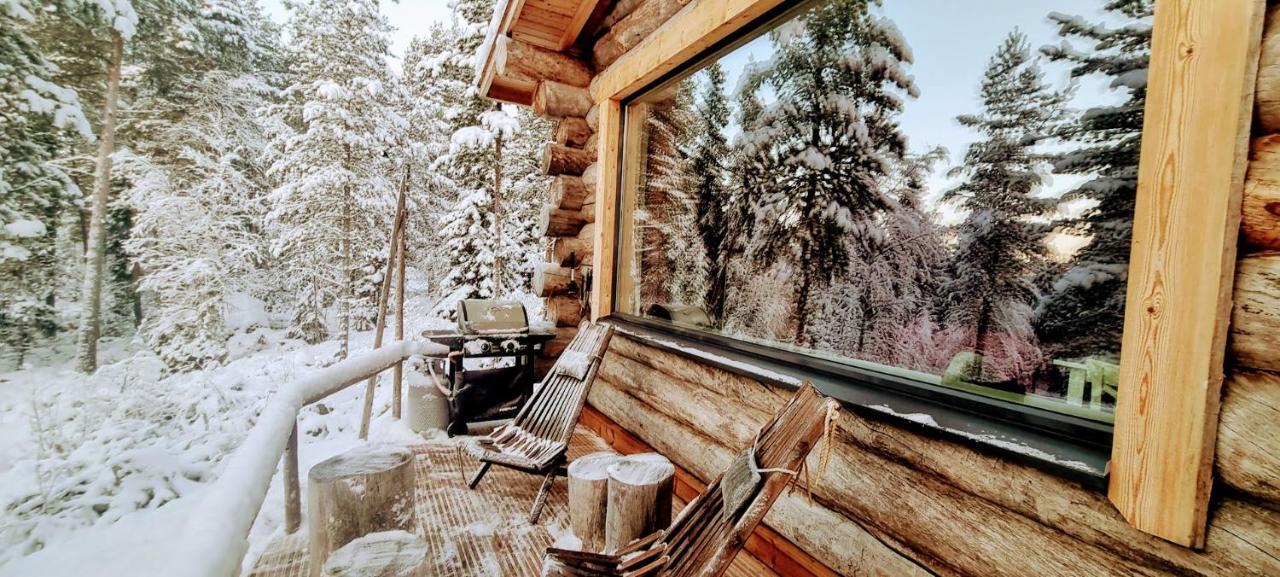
[
  {"x1": 555, "y1": 349, "x2": 592, "y2": 380},
  {"x1": 613, "y1": 325, "x2": 804, "y2": 387},
  {"x1": 608, "y1": 454, "x2": 674, "y2": 486},
  {"x1": 865, "y1": 404, "x2": 1098, "y2": 474},
  {"x1": 321, "y1": 530, "x2": 425, "y2": 577},
  {"x1": 0, "y1": 329, "x2": 446, "y2": 577},
  {"x1": 450, "y1": 125, "x2": 494, "y2": 152},
  {"x1": 566, "y1": 451, "x2": 619, "y2": 481}
]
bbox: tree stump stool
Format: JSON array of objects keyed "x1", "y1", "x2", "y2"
[
  {"x1": 567, "y1": 451, "x2": 620, "y2": 551},
  {"x1": 604, "y1": 453, "x2": 675, "y2": 553},
  {"x1": 308, "y1": 445, "x2": 418, "y2": 577},
  {"x1": 321, "y1": 530, "x2": 426, "y2": 577}
]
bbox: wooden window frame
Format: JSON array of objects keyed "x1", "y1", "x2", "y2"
[{"x1": 587, "y1": 0, "x2": 1265, "y2": 547}]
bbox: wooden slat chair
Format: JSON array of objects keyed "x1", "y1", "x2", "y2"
[
  {"x1": 540, "y1": 383, "x2": 835, "y2": 577},
  {"x1": 466, "y1": 321, "x2": 615, "y2": 522}
]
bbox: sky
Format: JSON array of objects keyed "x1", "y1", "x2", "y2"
[{"x1": 259, "y1": 0, "x2": 457, "y2": 65}]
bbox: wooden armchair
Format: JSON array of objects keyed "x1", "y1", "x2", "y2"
[
  {"x1": 466, "y1": 321, "x2": 615, "y2": 522},
  {"x1": 541, "y1": 383, "x2": 835, "y2": 577}
]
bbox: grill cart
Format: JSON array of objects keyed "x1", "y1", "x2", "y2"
[{"x1": 421, "y1": 299, "x2": 555, "y2": 436}]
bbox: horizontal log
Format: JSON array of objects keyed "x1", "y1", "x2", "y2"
[
  {"x1": 550, "y1": 176, "x2": 589, "y2": 210},
  {"x1": 586, "y1": 376, "x2": 926, "y2": 577},
  {"x1": 534, "y1": 80, "x2": 593, "y2": 119},
  {"x1": 1244, "y1": 135, "x2": 1280, "y2": 250},
  {"x1": 496, "y1": 37, "x2": 593, "y2": 88},
  {"x1": 1231, "y1": 253, "x2": 1280, "y2": 372},
  {"x1": 541, "y1": 143, "x2": 594, "y2": 177},
  {"x1": 600, "y1": 0, "x2": 647, "y2": 30},
  {"x1": 1216, "y1": 370, "x2": 1280, "y2": 505},
  {"x1": 593, "y1": 0, "x2": 693, "y2": 68},
  {"x1": 552, "y1": 235, "x2": 593, "y2": 268},
  {"x1": 1256, "y1": 6, "x2": 1280, "y2": 134},
  {"x1": 598, "y1": 334, "x2": 1280, "y2": 575},
  {"x1": 538, "y1": 203, "x2": 589, "y2": 238},
  {"x1": 586, "y1": 104, "x2": 600, "y2": 132},
  {"x1": 533, "y1": 262, "x2": 574, "y2": 297},
  {"x1": 554, "y1": 117, "x2": 592, "y2": 147},
  {"x1": 583, "y1": 132, "x2": 599, "y2": 156},
  {"x1": 546, "y1": 295, "x2": 583, "y2": 327},
  {"x1": 580, "y1": 162, "x2": 599, "y2": 192},
  {"x1": 543, "y1": 325, "x2": 580, "y2": 357}
]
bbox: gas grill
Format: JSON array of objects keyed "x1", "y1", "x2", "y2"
[{"x1": 421, "y1": 299, "x2": 556, "y2": 435}]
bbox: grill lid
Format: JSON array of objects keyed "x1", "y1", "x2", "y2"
[{"x1": 457, "y1": 299, "x2": 529, "y2": 335}]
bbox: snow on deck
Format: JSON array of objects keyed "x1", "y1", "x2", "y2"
[{"x1": 248, "y1": 427, "x2": 775, "y2": 577}]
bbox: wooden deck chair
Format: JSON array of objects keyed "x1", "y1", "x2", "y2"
[
  {"x1": 540, "y1": 383, "x2": 835, "y2": 577},
  {"x1": 466, "y1": 321, "x2": 615, "y2": 522}
]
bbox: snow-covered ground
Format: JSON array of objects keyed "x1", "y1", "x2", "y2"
[{"x1": 0, "y1": 314, "x2": 453, "y2": 575}]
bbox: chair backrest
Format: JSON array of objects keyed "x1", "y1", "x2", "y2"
[
  {"x1": 511, "y1": 322, "x2": 615, "y2": 446},
  {"x1": 657, "y1": 383, "x2": 832, "y2": 577}
]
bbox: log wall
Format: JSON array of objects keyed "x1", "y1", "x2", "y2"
[
  {"x1": 570, "y1": 1, "x2": 1280, "y2": 575},
  {"x1": 493, "y1": 0, "x2": 1280, "y2": 572}
]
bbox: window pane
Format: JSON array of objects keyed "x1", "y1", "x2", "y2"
[{"x1": 618, "y1": 0, "x2": 1151, "y2": 424}]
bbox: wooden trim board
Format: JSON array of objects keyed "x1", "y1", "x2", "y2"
[
  {"x1": 1109, "y1": 0, "x2": 1265, "y2": 548},
  {"x1": 590, "y1": 100, "x2": 622, "y2": 321},
  {"x1": 580, "y1": 405, "x2": 839, "y2": 577},
  {"x1": 589, "y1": 0, "x2": 790, "y2": 102}
]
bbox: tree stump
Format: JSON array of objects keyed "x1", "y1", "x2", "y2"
[
  {"x1": 308, "y1": 445, "x2": 418, "y2": 577},
  {"x1": 321, "y1": 530, "x2": 426, "y2": 577},
  {"x1": 567, "y1": 451, "x2": 621, "y2": 551},
  {"x1": 604, "y1": 453, "x2": 675, "y2": 553}
]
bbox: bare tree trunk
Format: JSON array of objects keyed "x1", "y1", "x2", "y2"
[
  {"x1": 75, "y1": 32, "x2": 124, "y2": 374},
  {"x1": 358, "y1": 168, "x2": 410, "y2": 440},
  {"x1": 340, "y1": 146, "x2": 352, "y2": 360},
  {"x1": 392, "y1": 207, "x2": 406, "y2": 420},
  {"x1": 492, "y1": 129, "x2": 504, "y2": 297}
]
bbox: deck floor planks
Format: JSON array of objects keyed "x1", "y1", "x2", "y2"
[{"x1": 248, "y1": 427, "x2": 774, "y2": 577}]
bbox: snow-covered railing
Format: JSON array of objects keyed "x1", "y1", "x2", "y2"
[{"x1": 166, "y1": 340, "x2": 447, "y2": 577}]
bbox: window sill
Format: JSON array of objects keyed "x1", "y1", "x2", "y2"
[{"x1": 602, "y1": 315, "x2": 1110, "y2": 489}]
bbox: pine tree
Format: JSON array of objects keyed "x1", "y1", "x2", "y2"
[
  {"x1": 401, "y1": 28, "x2": 458, "y2": 296},
  {"x1": 944, "y1": 32, "x2": 1067, "y2": 381},
  {"x1": 638, "y1": 81, "x2": 705, "y2": 309},
  {"x1": 689, "y1": 63, "x2": 731, "y2": 322},
  {"x1": 826, "y1": 148, "x2": 948, "y2": 362},
  {"x1": 1035, "y1": 0, "x2": 1152, "y2": 359},
  {"x1": 0, "y1": 0, "x2": 93, "y2": 364},
  {"x1": 265, "y1": 0, "x2": 403, "y2": 349},
  {"x1": 742, "y1": 0, "x2": 918, "y2": 344},
  {"x1": 430, "y1": 0, "x2": 550, "y2": 314},
  {"x1": 122, "y1": 0, "x2": 281, "y2": 369}
]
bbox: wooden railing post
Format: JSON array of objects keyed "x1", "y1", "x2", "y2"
[{"x1": 284, "y1": 422, "x2": 301, "y2": 534}]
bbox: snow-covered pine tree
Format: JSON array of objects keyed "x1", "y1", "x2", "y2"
[
  {"x1": 67, "y1": 0, "x2": 138, "y2": 372},
  {"x1": 430, "y1": 0, "x2": 551, "y2": 314},
  {"x1": 815, "y1": 148, "x2": 948, "y2": 364},
  {"x1": 0, "y1": 0, "x2": 93, "y2": 365},
  {"x1": 1035, "y1": 0, "x2": 1152, "y2": 360},
  {"x1": 944, "y1": 31, "x2": 1067, "y2": 381},
  {"x1": 743, "y1": 0, "x2": 918, "y2": 344},
  {"x1": 639, "y1": 81, "x2": 705, "y2": 309},
  {"x1": 689, "y1": 63, "x2": 731, "y2": 323},
  {"x1": 123, "y1": 0, "x2": 281, "y2": 369},
  {"x1": 498, "y1": 107, "x2": 553, "y2": 296},
  {"x1": 428, "y1": 0, "x2": 503, "y2": 316},
  {"x1": 401, "y1": 27, "x2": 458, "y2": 297},
  {"x1": 265, "y1": 0, "x2": 403, "y2": 349}
]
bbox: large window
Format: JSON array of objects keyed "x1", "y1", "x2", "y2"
[{"x1": 615, "y1": 0, "x2": 1152, "y2": 425}]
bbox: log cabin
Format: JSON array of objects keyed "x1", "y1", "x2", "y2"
[{"x1": 474, "y1": 0, "x2": 1280, "y2": 575}]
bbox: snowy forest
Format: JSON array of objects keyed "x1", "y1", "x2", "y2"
[
  {"x1": 628, "y1": 0, "x2": 1151, "y2": 415},
  {"x1": 0, "y1": 0, "x2": 551, "y2": 567}
]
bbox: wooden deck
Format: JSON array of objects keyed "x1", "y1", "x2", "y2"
[{"x1": 249, "y1": 427, "x2": 776, "y2": 577}]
